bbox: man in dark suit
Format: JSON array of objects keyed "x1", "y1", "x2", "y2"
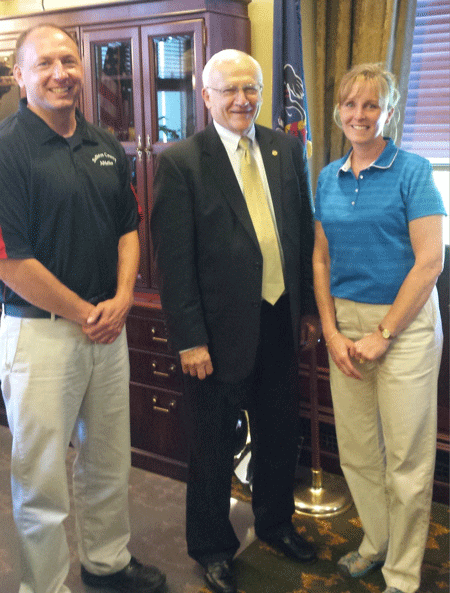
[{"x1": 151, "y1": 49, "x2": 319, "y2": 593}]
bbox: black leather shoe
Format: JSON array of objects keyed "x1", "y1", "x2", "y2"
[
  {"x1": 204, "y1": 560, "x2": 237, "y2": 593},
  {"x1": 80, "y1": 556, "x2": 166, "y2": 592},
  {"x1": 260, "y1": 526, "x2": 317, "y2": 563}
]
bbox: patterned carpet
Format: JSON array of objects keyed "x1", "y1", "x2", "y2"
[
  {"x1": 225, "y1": 478, "x2": 450, "y2": 593},
  {"x1": 1, "y1": 421, "x2": 448, "y2": 593}
]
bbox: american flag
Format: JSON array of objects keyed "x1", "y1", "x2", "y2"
[{"x1": 99, "y1": 45, "x2": 129, "y2": 133}]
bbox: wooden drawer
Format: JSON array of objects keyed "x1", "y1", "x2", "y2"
[
  {"x1": 129, "y1": 383, "x2": 188, "y2": 464},
  {"x1": 129, "y1": 348, "x2": 183, "y2": 392},
  {"x1": 127, "y1": 309, "x2": 171, "y2": 354}
]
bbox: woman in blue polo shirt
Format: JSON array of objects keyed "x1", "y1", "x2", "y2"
[{"x1": 313, "y1": 63, "x2": 446, "y2": 593}]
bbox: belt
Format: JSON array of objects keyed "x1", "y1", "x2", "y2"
[
  {"x1": 2, "y1": 304, "x2": 58, "y2": 319},
  {"x1": 2, "y1": 293, "x2": 114, "y2": 319}
]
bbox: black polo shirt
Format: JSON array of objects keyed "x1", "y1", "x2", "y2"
[{"x1": 0, "y1": 99, "x2": 138, "y2": 306}]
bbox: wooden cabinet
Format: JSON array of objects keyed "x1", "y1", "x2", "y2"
[
  {"x1": 127, "y1": 299, "x2": 188, "y2": 480},
  {"x1": 81, "y1": 18, "x2": 206, "y2": 288}
]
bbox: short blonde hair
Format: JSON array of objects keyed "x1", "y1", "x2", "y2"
[
  {"x1": 333, "y1": 63, "x2": 400, "y2": 134},
  {"x1": 336, "y1": 63, "x2": 399, "y2": 109}
]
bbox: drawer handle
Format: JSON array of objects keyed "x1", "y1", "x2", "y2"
[
  {"x1": 151, "y1": 327, "x2": 168, "y2": 344},
  {"x1": 152, "y1": 362, "x2": 176, "y2": 378},
  {"x1": 152, "y1": 396, "x2": 177, "y2": 413}
]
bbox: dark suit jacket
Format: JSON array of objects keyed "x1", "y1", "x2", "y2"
[{"x1": 151, "y1": 123, "x2": 316, "y2": 383}]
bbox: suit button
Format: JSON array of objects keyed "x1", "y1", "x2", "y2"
[
  {"x1": 255, "y1": 261, "x2": 262, "y2": 269},
  {"x1": 252, "y1": 301, "x2": 259, "y2": 308}
]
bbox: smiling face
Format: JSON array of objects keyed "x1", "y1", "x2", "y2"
[
  {"x1": 14, "y1": 26, "x2": 83, "y2": 122},
  {"x1": 338, "y1": 80, "x2": 394, "y2": 151},
  {"x1": 202, "y1": 55, "x2": 262, "y2": 136}
]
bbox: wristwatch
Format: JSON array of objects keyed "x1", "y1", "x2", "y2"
[{"x1": 378, "y1": 324, "x2": 394, "y2": 340}]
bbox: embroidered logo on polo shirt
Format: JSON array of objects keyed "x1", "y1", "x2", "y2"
[{"x1": 92, "y1": 153, "x2": 117, "y2": 166}]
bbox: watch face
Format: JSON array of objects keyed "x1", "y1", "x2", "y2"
[{"x1": 382, "y1": 328, "x2": 391, "y2": 339}]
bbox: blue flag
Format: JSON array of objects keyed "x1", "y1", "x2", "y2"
[{"x1": 272, "y1": 0, "x2": 312, "y2": 158}]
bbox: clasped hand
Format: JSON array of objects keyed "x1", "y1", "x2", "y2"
[
  {"x1": 328, "y1": 331, "x2": 391, "y2": 380},
  {"x1": 82, "y1": 295, "x2": 133, "y2": 344}
]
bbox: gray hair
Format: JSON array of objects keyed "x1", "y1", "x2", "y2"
[{"x1": 202, "y1": 49, "x2": 263, "y2": 88}]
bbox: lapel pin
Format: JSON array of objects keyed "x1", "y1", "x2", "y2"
[{"x1": 272, "y1": 150, "x2": 278, "y2": 156}]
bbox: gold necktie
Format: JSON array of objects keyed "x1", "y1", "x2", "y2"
[{"x1": 239, "y1": 136, "x2": 285, "y2": 305}]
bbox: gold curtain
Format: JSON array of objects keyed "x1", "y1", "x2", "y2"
[{"x1": 312, "y1": 0, "x2": 417, "y2": 187}]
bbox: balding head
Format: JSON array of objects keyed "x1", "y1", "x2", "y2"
[
  {"x1": 202, "y1": 50, "x2": 262, "y2": 89},
  {"x1": 16, "y1": 24, "x2": 79, "y2": 67}
]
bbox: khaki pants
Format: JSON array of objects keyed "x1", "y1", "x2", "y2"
[
  {"x1": 329, "y1": 289, "x2": 442, "y2": 593},
  {"x1": 0, "y1": 314, "x2": 132, "y2": 593}
]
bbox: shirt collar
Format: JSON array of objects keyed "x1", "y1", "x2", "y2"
[
  {"x1": 337, "y1": 137, "x2": 399, "y2": 176},
  {"x1": 18, "y1": 98, "x2": 97, "y2": 146},
  {"x1": 213, "y1": 119, "x2": 256, "y2": 152}
]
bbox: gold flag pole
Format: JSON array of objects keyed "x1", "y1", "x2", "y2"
[{"x1": 294, "y1": 343, "x2": 353, "y2": 517}]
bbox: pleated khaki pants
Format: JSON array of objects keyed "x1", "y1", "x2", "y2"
[
  {"x1": 0, "y1": 315, "x2": 132, "y2": 593},
  {"x1": 329, "y1": 289, "x2": 442, "y2": 593}
]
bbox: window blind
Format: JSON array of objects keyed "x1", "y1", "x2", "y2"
[
  {"x1": 401, "y1": 0, "x2": 450, "y2": 159},
  {"x1": 155, "y1": 36, "x2": 191, "y2": 79}
]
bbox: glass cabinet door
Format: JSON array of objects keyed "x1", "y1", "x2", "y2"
[
  {"x1": 82, "y1": 22, "x2": 205, "y2": 291},
  {"x1": 92, "y1": 40, "x2": 135, "y2": 142},
  {"x1": 141, "y1": 20, "x2": 205, "y2": 150},
  {"x1": 82, "y1": 28, "x2": 142, "y2": 149},
  {"x1": 141, "y1": 20, "x2": 205, "y2": 288},
  {"x1": 153, "y1": 33, "x2": 196, "y2": 142},
  {"x1": 83, "y1": 27, "x2": 150, "y2": 287}
]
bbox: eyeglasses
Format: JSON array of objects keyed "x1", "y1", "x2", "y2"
[{"x1": 207, "y1": 84, "x2": 263, "y2": 99}]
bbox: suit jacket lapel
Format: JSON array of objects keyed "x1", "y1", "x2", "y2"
[{"x1": 201, "y1": 124, "x2": 259, "y2": 248}]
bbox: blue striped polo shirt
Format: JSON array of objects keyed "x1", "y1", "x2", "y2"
[{"x1": 315, "y1": 138, "x2": 447, "y2": 304}]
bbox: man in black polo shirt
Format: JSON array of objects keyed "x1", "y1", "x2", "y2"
[{"x1": 0, "y1": 24, "x2": 166, "y2": 593}]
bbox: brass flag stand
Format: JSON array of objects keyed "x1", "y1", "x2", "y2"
[{"x1": 294, "y1": 344, "x2": 353, "y2": 517}]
